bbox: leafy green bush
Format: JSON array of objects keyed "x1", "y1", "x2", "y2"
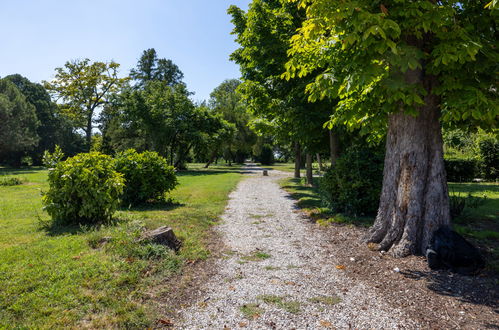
[
  {"x1": 444, "y1": 158, "x2": 479, "y2": 182},
  {"x1": 319, "y1": 146, "x2": 384, "y2": 216},
  {"x1": 42, "y1": 152, "x2": 124, "y2": 225},
  {"x1": 114, "y1": 149, "x2": 178, "y2": 205},
  {"x1": 42, "y1": 145, "x2": 64, "y2": 168},
  {"x1": 478, "y1": 138, "x2": 498, "y2": 180}
]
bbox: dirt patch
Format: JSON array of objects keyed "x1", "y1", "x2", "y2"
[{"x1": 307, "y1": 220, "x2": 499, "y2": 329}]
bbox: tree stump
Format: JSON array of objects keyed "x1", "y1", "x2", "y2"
[
  {"x1": 263, "y1": 170, "x2": 268, "y2": 176},
  {"x1": 141, "y1": 226, "x2": 182, "y2": 252}
]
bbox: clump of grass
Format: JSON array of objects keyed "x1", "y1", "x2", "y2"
[
  {"x1": 264, "y1": 265, "x2": 281, "y2": 271},
  {"x1": 239, "y1": 303, "x2": 263, "y2": 319},
  {"x1": 241, "y1": 251, "x2": 271, "y2": 262},
  {"x1": 0, "y1": 176, "x2": 24, "y2": 186},
  {"x1": 257, "y1": 294, "x2": 301, "y2": 314},
  {"x1": 308, "y1": 295, "x2": 342, "y2": 305}
]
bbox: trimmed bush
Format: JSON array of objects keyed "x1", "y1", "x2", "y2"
[
  {"x1": 319, "y1": 146, "x2": 384, "y2": 216},
  {"x1": 478, "y1": 138, "x2": 498, "y2": 180},
  {"x1": 444, "y1": 158, "x2": 479, "y2": 182},
  {"x1": 114, "y1": 149, "x2": 178, "y2": 205},
  {"x1": 42, "y1": 152, "x2": 124, "y2": 225}
]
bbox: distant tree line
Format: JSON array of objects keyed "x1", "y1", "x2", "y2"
[{"x1": 0, "y1": 48, "x2": 258, "y2": 168}]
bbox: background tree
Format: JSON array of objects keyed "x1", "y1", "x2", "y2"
[
  {"x1": 4, "y1": 74, "x2": 85, "y2": 164},
  {"x1": 130, "y1": 48, "x2": 184, "y2": 87},
  {"x1": 229, "y1": 0, "x2": 335, "y2": 178},
  {"x1": 208, "y1": 79, "x2": 256, "y2": 164},
  {"x1": 0, "y1": 78, "x2": 39, "y2": 165},
  {"x1": 285, "y1": 0, "x2": 498, "y2": 256},
  {"x1": 44, "y1": 59, "x2": 128, "y2": 151}
]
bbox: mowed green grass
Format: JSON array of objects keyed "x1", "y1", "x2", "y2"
[{"x1": 0, "y1": 165, "x2": 242, "y2": 328}]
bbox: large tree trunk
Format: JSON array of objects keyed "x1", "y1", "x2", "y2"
[
  {"x1": 294, "y1": 142, "x2": 301, "y2": 179},
  {"x1": 329, "y1": 130, "x2": 339, "y2": 167},
  {"x1": 306, "y1": 153, "x2": 313, "y2": 186},
  {"x1": 366, "y1": 74, "x2": 450, "y2": 257}
]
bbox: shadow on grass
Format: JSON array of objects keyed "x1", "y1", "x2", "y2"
[
  {"x1": 123, "y1": 200, "x2": 185, "y2": 212},
  {"x1": 176, "y1": 170, "x2": 241, "y2": 177},
  {"x1": 41, "y1": 200, "x2": 184, "y2": 236},
  {"x1": 0, "y1": 167, "x2": 44, "y2": 175},
  {"x1": 40, "y1": 218, "x2": 123, "y2": 237},
  {"x1": 400, "y1": 269, "x2": 499, "y2": 310}
]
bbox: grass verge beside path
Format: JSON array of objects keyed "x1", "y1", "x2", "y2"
[
  {"x1": 0, "y1": 164, "x2": 242, "y2": 328},
  {"x1": 281, "y1": 177, "x2": 498, "y2": 272}
]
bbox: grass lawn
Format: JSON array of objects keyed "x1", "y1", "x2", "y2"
[
  {"x1": 281, "y1": 177, "x2": 498, "y2": 271},
  {"x1": 0, "y1": 164, "x2": 243, "y2": 328}
]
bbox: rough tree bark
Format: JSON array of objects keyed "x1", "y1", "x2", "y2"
[
  {"x1": 329, "y1": 130, "x2": 339, "y2": 167},
  {"x1": 366, "y1": 66, "x2": 450, "y2": 257},
  {"x1": 316, "y1": 153, "x2": 324, "y2": 172},
  {"x1": 294, "y1": 142, "x2": 301, "y2": 179},
  {"x1": 306, "y1": 153, "x2": 313, "y2": 185}
]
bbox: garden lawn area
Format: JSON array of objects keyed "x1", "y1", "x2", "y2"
[
  {"x1": 0, "y1": 165, "x2": 242, "y2": 328},
  {"x1": 281, "y1": 178, "x2": 499, "y2": 272}
]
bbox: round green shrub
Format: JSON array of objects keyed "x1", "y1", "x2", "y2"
[
  {"x1": 478, "y1": 137, "x2": 498, "y2": 180},
  {"x1": 319, "y1": 146, "x2": 384, "y2": 216},
  {"x1": 42, "y1": 152, "x2": 124, "y2": 225},
  {"x1": 114, "y1": 149, "x2": 178, "y2": 205}
]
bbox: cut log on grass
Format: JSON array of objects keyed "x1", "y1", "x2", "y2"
[{"x1": 141, "y1": 226, "x2": 182, "y2": 252}]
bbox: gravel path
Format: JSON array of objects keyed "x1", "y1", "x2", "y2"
[{"x1": 177, "y1": 165, "x2": 417, "y2": 329}]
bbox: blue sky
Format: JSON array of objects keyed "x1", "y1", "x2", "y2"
[{"x1": 0, "y1": 0, "x2": 251, "y2": 102}]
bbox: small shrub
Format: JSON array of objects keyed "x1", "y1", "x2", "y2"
[
  {"x1": 449, "y1": 192, "x2": 487, "y2": 220},
  {"x1": 20, "y1": 156, "x2": 33, "y2": 167},
  {"x1": 114, "y1": 149, "x2": 178, "y2": 205},
  {"x1": 319, "y1": 146, "x2": 384, "y2": 216},
  {"x1": 444, "y1": 158, "x2": 479, "y2": 182},
  {"x1": 0, "y1": 176, "x2": 23, "y2": 186},
  {"x1": 42, "y1": 152, "x2": 124, "y2": 225},
  {"x1": 42, "y1": 145, "x2": 64, "y2": 168},
  {"x1": 478, "y1": 138, "x2": 498, "y2": 180}
]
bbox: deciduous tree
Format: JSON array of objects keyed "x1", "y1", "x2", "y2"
[
  {"x1": 285, "y1": 0, "x2": 498, "y2": 256},
  {"x1": 44, "y1": 59, "x2": 128, "y2": 151}
]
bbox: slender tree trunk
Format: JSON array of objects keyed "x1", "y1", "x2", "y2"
[
  {"x1": 85, "y1": 115, "x2": 93, "y2": 152},
  {"x1": 316, "y1": 153, "x2": 324, "y2": 172},
  {"x1": 306, "y1": 153, "x2": 313, "y2": 186},
  {"x1": 329, "y1": 130, "x2": 339, "y2": 166},
  {"x1": 204, "y1": 152, "x2": 217, "y2": 168},
  {"x1": 366, "y1": 72, "x2": 450, "y2": 257},
  {"x1": 294, "y1": 142, "x2": 301, "y2": 179}
]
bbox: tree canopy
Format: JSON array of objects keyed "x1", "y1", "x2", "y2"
[
  {"x1": 0, "y1": 78, "x2": 39, "y2": 164},
  {"x1": 44, "y1": 59, "x2": 128, "y2": 150}
]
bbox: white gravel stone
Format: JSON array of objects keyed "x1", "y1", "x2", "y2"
[{"x1": 176, "y1": 165, "x2": 418, "y2": 329}]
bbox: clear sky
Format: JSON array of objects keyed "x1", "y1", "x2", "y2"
[{"x1": 0, "y1": 0, "x2": 251, "y2": 102}]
